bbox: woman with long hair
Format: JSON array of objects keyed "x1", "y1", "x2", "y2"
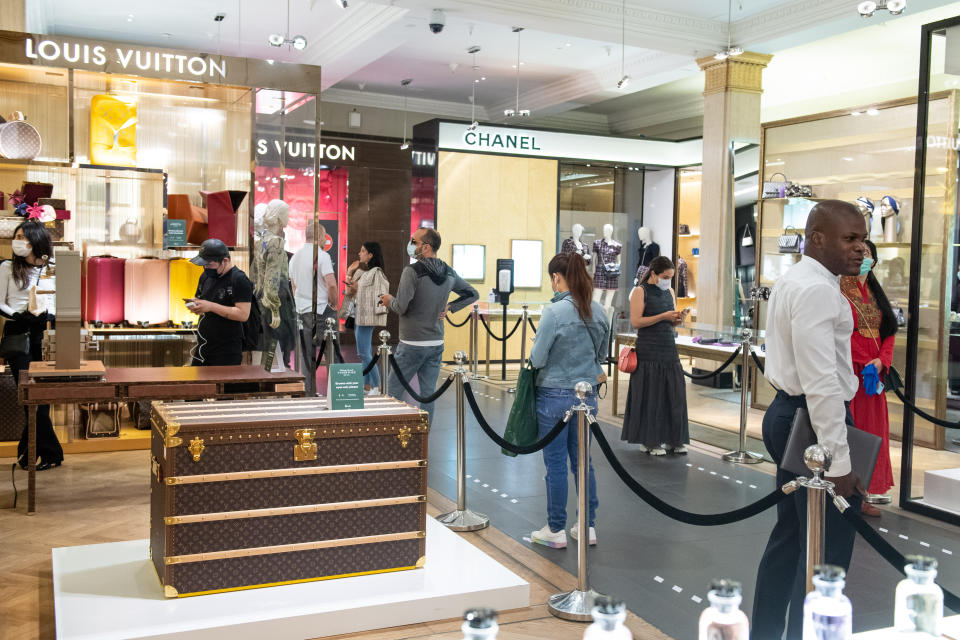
[
  {"x1": 841, "y1": 239, "x2": 897, "y2": 515},
  {"x1": 0, "y1": 221, "x2": 62, "y2": 470},
  {"x1": 345, "y1": 241, "x2": 389, "y2": 393},
  {"x1": 621, "y1": 255, "x2": 689, "y2": 455},
  {"x1": 527, "y1": 252, "x2": 609, "y2": 549}
]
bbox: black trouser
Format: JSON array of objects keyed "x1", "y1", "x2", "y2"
[
  {"x1": 751, "y1": 391, "x2": 861, "y2": 639},
  {"x1": 299, "y1": 308, "x2": 338, "y2": 396},
  {"x1": 5, "y1": 316, "x2": 63, "y2": 465}
]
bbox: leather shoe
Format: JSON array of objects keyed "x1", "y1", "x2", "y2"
[{"x1": 36, "y1": 461, "x2": 62, "y2": 471}]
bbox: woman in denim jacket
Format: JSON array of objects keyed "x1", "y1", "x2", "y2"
[{"x1": 528, "y1": 252, "x2": 610, "y2": 549}]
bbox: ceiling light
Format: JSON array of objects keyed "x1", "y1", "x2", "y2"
[
  {"x1": 858, "y1": 0, "x2": 905, "y2": 17},
  {"x1": 268, "y1": 0, "x2": 307, "y2": 50},
  {"x1": 617, "y1": 75, "x2": 630, "y2": 89},
  {"x1": 503, "y1": 109, "x2": 515, "y2": 117},
  {"x1": 266, "y1": 59, "x2": 275, "y2": 65},
  {"x1": 400, "y1": 78, "x2": 412, "y2": 149},
  {"x1": 727, "y1": 46, "x2": 743, "y2": 56},
  {"x1": 467, "y1": 121, "x2": 479, "y2": 131},
  {"x1": 866, "y1": 108, "x2": 880, "y2": 116},
  {"x1": 616, "y1": 0, "x2": 628, "y2": 91},
  {"x1": 851, "y1": 110, "x2": 862, "y2": 116},
  {"x1": 335, "y1": 0, "x2": 348, "y2": 7},
  {"x1": 714, "y1": 51, "x2": 729, "y2": 61},
  {"x1": 888, "y1": 0, "x2": 906, "y2": 13},
  {"x1": 127, "y1": 14, "x2": 134, "y2": 22},
  {"x1": 505, "y1": 27, "x2": 530, "y2": 118},
  {"x1": 858, "y1": 1, "x2": 878, "y2": 15},
  {"x1": 268, "y1": 33, "x2": 285, "y2": 47},
  {"x1": 291, "y1": 35, "x2": 307, "y2": 50},
  {"x1": 400, "y1": 141, "x2": 410, "y2": 150}
]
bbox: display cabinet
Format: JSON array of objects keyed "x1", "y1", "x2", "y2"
[
  {"x1": 674, "y1": 168, "x2": 701, "y2": 319},
  {"x1": 754, "y1": 92, "x2": 960, "y2": 449}
]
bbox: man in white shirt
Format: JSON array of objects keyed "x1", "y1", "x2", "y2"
[
  {"x1": 289, "y1": 224, "x2": 338, "y2": 396},
  {"x1": 752, "y1": 200, "x2": 867, "y2": 639}
]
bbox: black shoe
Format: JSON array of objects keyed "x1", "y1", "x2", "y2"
[{"x1": 36, "y1": 460, "x2": 62, "y2": 471}]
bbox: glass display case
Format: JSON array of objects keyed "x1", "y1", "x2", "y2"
[
  {"x1": 675, "y1": 167, "x2": 701, "y2": 319},
  {"x1": 754, "y1": 92, "x2": 959, "y2": 451}
]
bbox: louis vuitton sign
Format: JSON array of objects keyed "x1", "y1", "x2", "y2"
[{"x1": 25, "y1": 38, "x2": 227, "y2": 79}]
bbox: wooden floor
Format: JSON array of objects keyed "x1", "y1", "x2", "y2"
[{"x1": 0, "y1": 449, "x2": 673, "y2": 640}]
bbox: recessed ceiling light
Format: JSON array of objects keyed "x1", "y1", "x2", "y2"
[
  {"x1": 851, "y1": 111, "x2": 862, "y2": 116},
  {"x1": 565, "y1": 42, "x2": 572, "y2": 47},
  {"x1": 126, "y1": 14, "x2": 134, "y2": 22},
  {"x1": 866, "y1": 108, "x2": 880, "y2": 116}
]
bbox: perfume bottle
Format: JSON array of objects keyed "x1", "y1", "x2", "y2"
[
  {"x1": 894, "y1": 555, "x2": 943, "y2": 636},
  {"x1": 698, "y1": 579, "x2": 749, "y2": 640},
  {"x1": 803, "y1": 565, "x2": 852, "y2": 640},
  {"x1": 584, "y1": 596, "x2": 632, "y2": 639},
  {"x1": 461, "y1": 608, "x2": 498, "y2": 640}
]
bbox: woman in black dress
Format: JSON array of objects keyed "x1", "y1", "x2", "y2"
[{"x1": 621, "y1": 256, "x2": 689, "y2": 455}]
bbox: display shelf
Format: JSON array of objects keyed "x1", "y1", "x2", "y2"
[{"x1": 678, "y1": 233, "x2": 699, "y2": 238}]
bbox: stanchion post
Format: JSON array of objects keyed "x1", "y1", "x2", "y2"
[
  {"x1": 377, "y1": 330, "x2": 391, "y2": 396},
  {"x1": 323, "y1": 316, "x2": 337, "y2": 369},
  {"x1": 798, "y1": 444, "x2": 832, "y2": 593},
  {"x1": 470, "y1": 304, "x2": 480, "y2": 380},
  {"x1": 436, "y1": 351, "x2": 490, "y2": 532},
  {"x1": 722, "y1": 327, "x2": 764, "y2": 464},
  {"x1": 549, "y1": 381, "x2": 606, "y2": 621}
]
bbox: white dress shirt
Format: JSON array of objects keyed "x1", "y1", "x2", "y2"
[
  {"x1": 288, "y1": 245, "x2": 334, "y2": 315},
  {"x1": 764, "y1": 255, "x2": 858, "y2": 477}
]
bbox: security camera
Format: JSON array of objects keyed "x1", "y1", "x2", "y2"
[{"x1": 429, "y1": 9, "x2": 446, "y2": 34}]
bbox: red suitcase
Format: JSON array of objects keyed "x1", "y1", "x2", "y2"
[
  {"x1": 124, "y1": 258, "x2": 170, "y2": 326},
  {"x1": 201, "y1": 190, "x2": 245, "y2": 246},
  {"x1": 83, "y1": 256, "x2": 125, "y2": 325}
]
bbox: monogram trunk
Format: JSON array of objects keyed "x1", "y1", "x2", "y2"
[{"x1": 150, "y1": 396, "x2": 429, "y2": 598}]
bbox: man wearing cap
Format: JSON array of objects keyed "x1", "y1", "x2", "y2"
[{"x1": 188, "y1": 239, "x2": 253, "y2": 366}]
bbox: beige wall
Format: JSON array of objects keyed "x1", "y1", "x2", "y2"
[{"x1": 436, "y1": 151, "x2": 558, "y2": 361}]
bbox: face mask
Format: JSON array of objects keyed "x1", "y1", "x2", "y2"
[
  {"x1": 860, "y1": 257, "x2": 874, "y2": 276},
  {"x1": 11, "y1": 239, "x2": 31, "y2": 258},
  {"x1": 407, "y1": 242, "x2": 417, "y2": 258},
  {"x1": 656, "y1": 278, "x2": 672, "y2": 291}
]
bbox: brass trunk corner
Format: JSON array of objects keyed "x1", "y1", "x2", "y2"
[
  {"x1": 415, "y1": 556, "x2": 426, "y2": 568},
  {"x1": 294, "y1": 428, "x2": 318, "y2": 461},
  {"x1": 164, "y1": 422, "x2": 182, "y2": 448},
  {"x1": 164, "y1": 585, "x2": 179, "y2": 598}
]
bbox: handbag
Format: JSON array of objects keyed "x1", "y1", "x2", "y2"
[
  {"x1": 778, "y1": 227, "x2": 803, "y2": 254},
  {"x1": 678, "y1": 224, "x2": 691, "y2": 235},
  {"x1": 618, "y1": 346, "x2": 637, "y2": 373},
  {"x1": 604, "y1": 262, "x2": 621, "y2": 276},
  {"x1": 762, "y1": 172, "x2": 791, "y2": 198},
  {"x1": 501, "y1": 363, "x2": 539, "y2": 458},
  {"x1": 0, "y1": 332, "x2": 29, "y2": 360},
  {"x1": 739, "y1": 224, "x2": 756, "y2": 267}
]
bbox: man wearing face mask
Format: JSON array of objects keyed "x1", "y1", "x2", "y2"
[
  {"x1": 379, "y1": 228, "x2": 478, "y2": 421},
  {"x1": 188, "y1": 239, "x2": 253, "y2": 367}
]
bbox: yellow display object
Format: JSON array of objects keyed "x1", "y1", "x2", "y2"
[
  {"x1": 168, "y1": 258, "x2": 202, "y2": 327},
  {"x1": 90, "y1": 94, "x2": 137, "y2": 166}
]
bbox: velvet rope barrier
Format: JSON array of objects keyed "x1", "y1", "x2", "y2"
[
  {"x1": 332, "y1": 339, "x2": 345, "y2": 364},
  {"x1": 751, "y1": 350, "x2": 765, "y2": 374},
  {"x1": 445, "y1": 313, "x2": 471, "y2": 328},
  {"x1": 462, "y1": 381, "x2": 570, "y2": 455},
  {"x1": 681, "y1": 346, "x2": 742, "y2": 380},
  {"x1": 315, "y1": 339, "x2": 327, "y2": 364},
  {"x1": 591, "y1": 423, "x2": 792, "y2": 526},
  {"x1": 885, "y1": 369, "x2": 960, "y2": 429},
  {"x1": 838, "y1": 507, "x2": 960, "y2": 612},
  {"x1": 527, "y1": 317, "x2": 538, "y2": 334},
  {"x1": 388, "y1": 354, "x2": 455, "y2": 404},
  {"x1": 362, "y1": 357, "x2": 379, "y2": 376},
  {"x1": 478, "y1": 316, "x2": 523, "y2": 342}
]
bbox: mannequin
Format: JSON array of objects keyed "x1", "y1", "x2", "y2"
[
  {"x1": 880, "y1": 195, "x2": 900, "y2": 243},
  {"x1": 634, "y1": 226, "x2": 660, "y2": 285},
  {"x1": 869, "y1": 197, "x2": 885, "y2": 242},
  {"x1": 253, "y1": 199, "x2": 297, "y2": 367},
  {"x1": 592, "y1": 223, "x2": 620, "y2": 311},
  {"x1": 856, "y1": 197, "x2": 874, "y2": 234},
  {"x1": 560, "y1": 223, "x2": 591, "y2": 262}
]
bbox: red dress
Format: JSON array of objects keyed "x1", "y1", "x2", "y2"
[{"x1": 841, "y1": 277, "x2": 895, "y2": 495}]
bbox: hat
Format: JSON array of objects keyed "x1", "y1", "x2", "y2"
[{"x1": 190, "y1": 238, "x2": 230, "y2": 266}]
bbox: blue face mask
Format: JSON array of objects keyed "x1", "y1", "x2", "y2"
[{"x1": 860, "y1": 257, "x2": 874, "y2": 276}]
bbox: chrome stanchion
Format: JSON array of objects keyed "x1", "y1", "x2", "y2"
[
  {"x1": 323, "y1": 316, "x2": 337, "y2": 368},
  {"x1": 798, "y1": 444, "x2": 832, "y2": 594},
  {"x1": 722, "y1": 327, "x2": 764, "y2": 464},
  {"x1": 549, "y1": 381, "x2": 606, "y2": 621},
  {"x1": 377, "y1": 329, "x2": 391, "y2": 396},
  {"x1": 508, "y1": 304, "x2": 529, "y2": 394},
  {"x1": 436, "y1": 350, "x2": 490, "y2": 532},
  {"x1": 470, "y1": 304, "x2": 481, "y2": 380}
]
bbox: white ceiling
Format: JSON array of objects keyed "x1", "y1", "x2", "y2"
[{"x1": 25, "y1": 0, "x2": 960, "y2": 135}]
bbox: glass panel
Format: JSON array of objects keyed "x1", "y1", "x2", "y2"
[{"x1": 0, "y1": 62, "x2": 70, "y2": 162}]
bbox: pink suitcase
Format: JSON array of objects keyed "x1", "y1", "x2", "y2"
[
  {"x1": 124, "y1": 258, "x2": 170, "y2": 326},
  {"x1": 83, "y1": 257, "x2": 125, "y2": 325}
]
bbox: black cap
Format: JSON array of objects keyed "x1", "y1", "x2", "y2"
[{"x1": 190, "y1": 239, "x2": 230, "y2": 266}]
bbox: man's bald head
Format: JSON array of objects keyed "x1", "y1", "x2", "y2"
[{"x1": 804, "y1": 199, "x2": 867, "y2": 276}]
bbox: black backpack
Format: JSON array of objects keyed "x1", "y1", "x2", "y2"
[{"x1": 242, "y1": 296, "x2": 263, "y2": 351}]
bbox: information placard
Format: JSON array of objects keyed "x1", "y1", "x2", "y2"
[
  {"x1": 327, "y1": 363, "x2": 364, "y2": 410},
  {"x1": 166, "y1": 219, "x2": 187, "y2": 247}
]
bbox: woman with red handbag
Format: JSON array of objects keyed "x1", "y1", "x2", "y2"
[{"x1": 621, "y1": 256, "x2": 689, "y2": 455}]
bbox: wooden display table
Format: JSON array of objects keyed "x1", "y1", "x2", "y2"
[{"x1": 18, "y1": 364, "x2": 305, "y2": 515}]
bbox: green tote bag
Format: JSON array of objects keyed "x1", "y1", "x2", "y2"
[{"x1": 501, "y1": 364, "x2": 539, "y2": 457}]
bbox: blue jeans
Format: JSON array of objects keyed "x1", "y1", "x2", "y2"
[
  {"x1": 354, "y1": 325, "x2": 380, "y2": 388},
  {"x1": 536, "y1": 386, "x2": 599, "y2": 533},
  {"x1": 388, "y1": 342, "x2": 444, "y2": 422}
]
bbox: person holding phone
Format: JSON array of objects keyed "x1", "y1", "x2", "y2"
[
  {"x1": 344, "y1": 242, "x2": 389, "y2": 394},
  {"x1": 188, "y1": 239, "x2": 252, "y2": 367},
  {"x1": 621, "y1": 255, "x2": 689, "y2": 455}
]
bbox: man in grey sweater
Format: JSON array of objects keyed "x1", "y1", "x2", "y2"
[{"x1": 380, "y1": 227, "x2": 478, "y2": 421}]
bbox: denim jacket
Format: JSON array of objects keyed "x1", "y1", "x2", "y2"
[{"x1": 529, "y1": 291, "x2": 610, "y2": 390}]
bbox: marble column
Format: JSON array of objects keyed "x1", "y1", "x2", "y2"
[{"x1": 695, "y1": 52, "x2": 772, "y2": 331}]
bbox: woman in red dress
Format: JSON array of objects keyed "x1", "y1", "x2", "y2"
[{"x1": 840, "y1": 240, "x2": 898, "y2": 516}]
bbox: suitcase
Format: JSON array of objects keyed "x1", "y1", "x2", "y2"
[
  {"x1": 124, "y1": 259, "x2": 170, "y2": 326},
  {"x1": 200, "y1": 190, "x2": 245, "y2": 246},
  {"x1": 150, "y1": 396, "x2": 428, "y2": 598},
  {"x1": 168, "y1": 259, "x2": 202, "y2": 327},
  {"x1": 83, "y1": 256, "x2": 126, "y2": 325},
  {"x1": 0, "y1": 372, "x2": 25, "y2": 441},
  {"x1": 167, "y1": 194, "x2": 207, "y2": 246}
]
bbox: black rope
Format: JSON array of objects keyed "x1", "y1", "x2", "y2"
[
  {"x1": 479, "y1": 316, "x2": 523, "y2": 342},
  {"x1": 362, "y1": 357, "x2": 379, "y2": 376},
  {"x1": 332, "y1": 339, "x2": 345, "y2": 364},
  {"x1": 463, "y1": 381, "x2": 570, "y2": 454},
  {"x1": 388, "y1": 354, "x2": 455, "y2": 403},
  {"x1": 888, "y1": 384, "x2": 960, "y2": 430},
  {"x1": 527, "y1": 317, "x2": 538, "y2": 334},
  {"x1": 839, "y1": 507, "x2": 960, "y2": 612},
  {"x1": 591, "y1": 423, "x2": 789, "y2": 526},
  {"x1": 315, "y1": 339, "x2": 327, "y2": 364},
  {"x1": 751, "y1": 351, "x2": 765, "y2": 374},
  {"x1": 10, "y1": 462, "x2": 17, "y2": 510},
  {"x1": 681, "y1": 346, "x2": 742, "y2": 380},
  {"x1": 445, "y1": 313, "x2": 471, "y2": 328}
]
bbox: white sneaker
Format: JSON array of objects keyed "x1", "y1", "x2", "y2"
[
  {"x1": 365, "y1": 388, "x2": 380, "y2": 396},
  {"x1": 637, "y1": 444, "x2": 649, "y2": 453},
  {"x1": 531, "y1": 525, "x2": 567, "y2": 549},
  {"x1": 672, "y1": 445, "x2": 688, "y2": 454},
  {"x1": 569, "y1": 522, "x2": 597, "y2": 546},
  {"x1": 650, "y1": 447, "x2": 667, "y2": 456}
]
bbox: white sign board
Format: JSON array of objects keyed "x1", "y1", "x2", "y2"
[{"x1": 511, "y1": 240, "x2": 543, "y2": 288}]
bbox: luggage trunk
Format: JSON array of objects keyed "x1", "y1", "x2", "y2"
[
  {"x1": 150, "y1": 396, "x2": 429, "y2": 598},
  {"x1": 168, "y1": 258, "x2": 202, "y2": 327},
  {"x1": 124, "y1": 258, "x2": 170, "y2": 326},
  {"x1": 83, "y1": 256, "x2": 125, "y2": 325}
]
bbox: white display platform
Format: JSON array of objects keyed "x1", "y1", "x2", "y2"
[
  {"x1": 53, "y1": 517, "x2": 529, "y2": 639},
  {"x1": 852, "y1": 614, "x2": 960, "y2": 638},
  {"x1": 924, "y1": 468, "x2": 960, "y2": 514}
]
